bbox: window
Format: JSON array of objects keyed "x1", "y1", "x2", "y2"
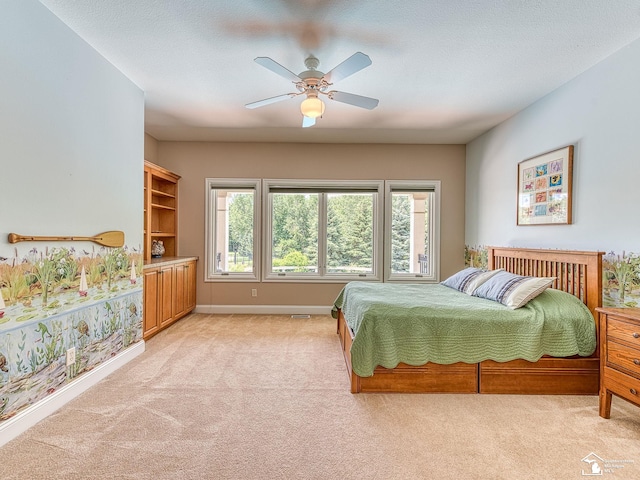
[
  {"x1": 327, "y1": 192, "x2": 375, "y2": 275},
  {"x1": 263, "y1": 180, "x2": 383, "y2": 281},
  {"x1": 384, "y1": 181, "x2": 440, "y2": 282},
  {"x1": 205, "y1": 178, "x2": 440, "y2": 284},
  {"x1": 205, "y1": 179, "x2": 260, "y2": 281}
]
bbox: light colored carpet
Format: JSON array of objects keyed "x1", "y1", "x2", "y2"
[{"x1": 1, "y1": 313, "x2": 638, "y2": 480}]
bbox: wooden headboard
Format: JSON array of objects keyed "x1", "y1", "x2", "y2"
[{"x1": 487, "y1": 247, "x2": 604, "y2": 320}]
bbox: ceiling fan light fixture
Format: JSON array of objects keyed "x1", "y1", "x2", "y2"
[
  {"x1": 300, "y1": 97, "x2": 325, "y2": 118},
  {"x1": 248, "y1": 52, "x2": 378, "y2": 124}
]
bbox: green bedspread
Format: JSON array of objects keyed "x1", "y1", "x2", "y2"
[{"x1": 332, "y1": 282, "x2": 596, "y2": 377}]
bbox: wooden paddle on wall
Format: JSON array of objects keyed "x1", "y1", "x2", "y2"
[{"x1": 7, "y1": 230, "x2": 125, "y2": 248}]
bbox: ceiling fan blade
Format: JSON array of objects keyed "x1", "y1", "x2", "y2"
[
  {"x1": 254, "y1": 57, "x2": 301, "y2": 83},
  {"x1": 322, "y1": 52, "x2": 372, "y2": 84},
  {"x1": 327, "y1": 91, "x2": 379, "y2": 110},
  {"x1": 302, "y1": 116, "x2": 316, "y2": 128},
  {"x1": 245, "y1": 93, "x2": 297, "y2": 109}
]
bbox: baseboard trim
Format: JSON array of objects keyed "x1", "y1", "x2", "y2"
[
  {"x1": 194, "y1": 304, "x2": 333, "y2": 315},
  {"x1": 0, "y1": 341, "x2": 145, "y2": 447}
]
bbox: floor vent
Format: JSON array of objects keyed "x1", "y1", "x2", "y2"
[{"x1": 291, "y1": 314, "x2": 311, "y2": 319}]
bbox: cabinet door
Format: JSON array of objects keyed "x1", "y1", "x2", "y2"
[
  {"x1": 173, "y1": 262, "x2": 187, "y2": 319},
  {"x1": 143, "y1": 268, "x2": 160, "y2": 339},
  {"x1": 158, "y1": 264, "x2": 175, "y2": 328},
  {"x1": 186, "y1": 260, "x2": 197, "y2": 311}
]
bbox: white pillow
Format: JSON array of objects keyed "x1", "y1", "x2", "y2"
[
  {"x1": 472, "y1": 270, "x2": 555, "y2": 309},
  {"x1": 441, "y1": 267, "x2": 504, "y2": 295}
]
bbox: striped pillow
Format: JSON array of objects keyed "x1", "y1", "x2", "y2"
[
  {"x1": 472, "y1": 270, "x2": 555, "y2": 309},
  {"x1": 441, "y1": 267, "x2": 504, "y2": 295}
]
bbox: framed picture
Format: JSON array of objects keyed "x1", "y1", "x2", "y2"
[{"x1": 517, "y1": 145, "x2": 573, "y2": 225}]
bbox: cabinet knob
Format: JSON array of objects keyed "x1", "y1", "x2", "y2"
[
  {"x1": 631, "y1": 388, "x2": 638, "y2": 396},
  {"x1": 635, "y1": 359, "x2": 640, "y2": 366},
  {"x1": 634, "y1": 333, "x2": 640, "y2": 339}
]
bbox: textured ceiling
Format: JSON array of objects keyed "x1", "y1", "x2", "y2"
[{"x1": 39, "y1": 0, "x2": 640, "y2": 144}]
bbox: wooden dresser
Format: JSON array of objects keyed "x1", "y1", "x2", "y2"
[{"x1": 597, "y1": 307, "x2": 640, "y2": 418}]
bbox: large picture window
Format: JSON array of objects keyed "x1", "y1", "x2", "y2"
[
  {"x1": 205, "y1": 178, "x2": 440, "y2": 284},
  {"x1": 263, "y1": 180, "x2": 383, "y2": 281},
  {"x1": 205, "y1": 179, "x2": 260, "y2": 281}
]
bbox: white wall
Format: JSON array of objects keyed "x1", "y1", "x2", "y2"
[
  {"x1": 0, "y1": 1, "x2": 144, "y2": 249},
  {"x1": 466, "y1": 37, "x2": 640, "y2": 252},
  {"x1": 0, "y1": 0, "x2": 144, "y2": 442}
]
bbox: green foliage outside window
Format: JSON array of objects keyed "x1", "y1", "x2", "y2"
[
  {"x1": 227, "y1": 192, "x2": 254, "y2": 269},
  {"x1": 272, "y1": 193, "x2": 319, "y2": 266},
  {"x1": 327, "y1": 194, "x2": 373, "y2": 272},
  {"x1": 391, "y1": 195, "x2": 411, "y2": 272}
]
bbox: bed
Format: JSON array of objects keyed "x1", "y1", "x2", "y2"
[{"x1": 333, "y1": 247, "x2": 603, "y2": 394}]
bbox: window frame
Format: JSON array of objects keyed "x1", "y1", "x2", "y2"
[
  {"x1": 204, "y1": 178, "x2": 261, "y2": 282},
  {"x1": 262, "y1": 179, "x2": 384, "y2": 283},
  {"x1": 383, "y1": 180, "x2": 441, "y2": 283}
]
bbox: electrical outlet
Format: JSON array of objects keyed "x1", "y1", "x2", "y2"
[
  {"x1": 251, "y1": 288, "x2": 257, "y2": 297},
  {"x1": 66, "y1": 347, "x2": 76, "y2": 366}
]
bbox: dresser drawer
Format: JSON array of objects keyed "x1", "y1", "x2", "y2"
[
  {"x1": 607, "y1": 341, "x2": 640, "y2": 376},
  {"x1": 602, "y1": 366, "x2": 640, "y2": 406},
  {"x1": 608, "y1": 316, "x2": 640, "y2": 347}
]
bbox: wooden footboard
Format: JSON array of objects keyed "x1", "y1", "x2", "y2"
[{"x1": 336, "y1": 247, "x2": 603, "y2": 395}]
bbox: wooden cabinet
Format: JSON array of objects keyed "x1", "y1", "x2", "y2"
[
  {"x1": 143, "y1": 163, "x2": 197, "y2": 340},
  {"x1": 173, "y1": 261, "x2": 187, "y2": 320},
  {"x1": 143, "y1": 257, "x2": 197, "y2": 340},
  {"x1": 186, "y1": 259, "x2": 196, "y2": 312},
  {"x1": 143, "y1": 268, "x2": 160, "y2": 338},
  {"x1": 173, "y1": 258, "x2": 197, "y2": 320},
  {"x1": 158, "y1": 263, "x2": 176, "y2": 328},
  {"x1": 597, "y1": 307, "x2": 640, "y2": 418},
  {"x1": 144, "y1": 161, "x2": 180, "y2": 262}
]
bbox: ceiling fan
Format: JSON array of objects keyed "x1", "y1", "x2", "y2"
[{"x1": 245, "y1": 52, "x2": 379, "y2": 128}]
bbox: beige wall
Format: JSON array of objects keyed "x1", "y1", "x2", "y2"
[
  {"x1": 144, "y1": 133, "x2": 159, "y2": 163},
  {"x1": 153, "y1": 141, "x2": 465, "y2": 308}
]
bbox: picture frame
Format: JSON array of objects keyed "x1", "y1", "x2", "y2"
[{"x1": 517, "y1": 145, "x2": 573, "y2": 225}]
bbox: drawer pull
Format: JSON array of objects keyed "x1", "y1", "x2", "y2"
[
  {"x1": 631, "y1": 388, "x2": 638, "y2": 396},
  {"x1": 634, "y1": 333, "x2": 640, "y2": 339}
]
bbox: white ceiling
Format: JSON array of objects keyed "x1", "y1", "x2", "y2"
[{"x1": 40, "y1": 0, "x2": 640, "y2": 144}]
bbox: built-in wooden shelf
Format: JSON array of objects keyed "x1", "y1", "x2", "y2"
[{"x1": 144, "y1": 160, "x2": 181, "y2": 262}]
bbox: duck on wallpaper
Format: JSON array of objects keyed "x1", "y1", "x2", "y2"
[{"x1": 0, "y1": 245, "x2": 143, "y2": 422}]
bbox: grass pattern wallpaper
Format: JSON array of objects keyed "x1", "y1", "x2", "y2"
[
  {"x1": 464, "y1": 245, "x2": 640, "y2": 308},
  {"x1": 0, "y1": 245, "x2": 143, "y2": 422}
]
